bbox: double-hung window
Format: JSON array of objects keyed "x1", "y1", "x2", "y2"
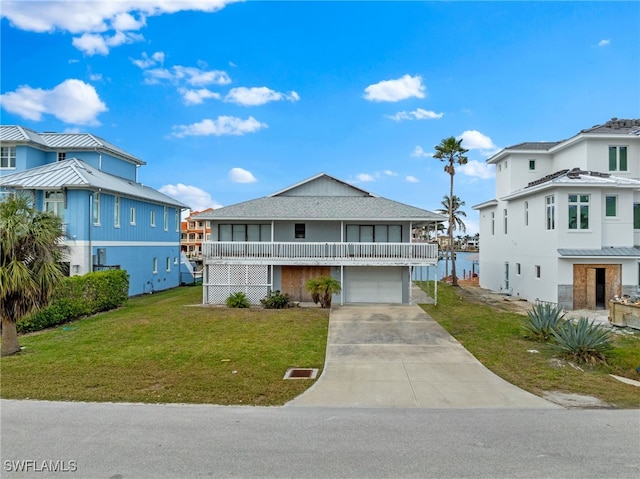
[
  {"x1": 93, "y1": 192, "x2": 101, "y2": 225},
  {"x1": 1, "y1": 146, "x2": 16, "y2": 169},
  {"x1": 608, "y1": 146, "x2": 628, "y2": 171},
  {"x1": 44, "y1": 190, "x2": 65, "y2": 220},
  {"x1": 568, "y1": 194, "x2": 589, "y2": 230},
  {"x1": 605, "y1": 196, "x2": 617, "y2": 217}
]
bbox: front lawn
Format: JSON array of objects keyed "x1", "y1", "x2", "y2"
[
  {"x1": 1, "y1": 286, "x2": 329, "y2": 405},
  {"x1": 420, "y1": 282, "x2": 640, "y2": 408}
]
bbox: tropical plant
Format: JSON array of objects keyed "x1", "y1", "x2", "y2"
[
  {"x1": 260, "y1": 290, "x2": 290, "y2": 309},
  {"x1": 434, "y1": 136, "x2": 468, "y2": 287},
  {"x1": 436, "y1": 195, "x2": 467, "y2": 235},
  {"x1": 1, "y1": 193, "x2": 67, "y2": 356},
  {"x1": 549, "y1": 317, "x2": 613, "y2": 364},
  {"x1": 305, "y1": 276, "x2": 342, "y2": 309},
  {"x1": 522, "y1": 303, "x2": 565, "y2": 341},
  {"x1": 225, "y1": 291, "x2": 250, "y2": 308}
]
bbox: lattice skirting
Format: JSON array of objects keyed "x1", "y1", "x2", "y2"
[{"x1": 204, "y1": 264, "x2": 270, "y2": 305}]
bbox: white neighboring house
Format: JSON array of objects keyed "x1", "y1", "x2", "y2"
[{"x1": 473, "y1": 118, "x2": 640, "y2": 310}]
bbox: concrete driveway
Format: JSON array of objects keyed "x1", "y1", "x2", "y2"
[{"x1": 288, "y1": 304, "x2": 560, "y2": 409}]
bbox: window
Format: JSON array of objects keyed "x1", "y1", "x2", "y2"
[
  {"x1": 114, "y1": 196, "x2": 120, "y2": 227},
  {"x1": 524, "y1": 201, "x2": 529, "y2": 226},
  {"x1": 535, "y1": 265, "x2": 541, "y2": 278},
  {"x1": 189, "y1": 222, "x2": 196, "y2": 229},
  {"x1": 219, "y1": 224, "x2": 271, "y2": 242},
  {"x1": 346, "y1": 225, "x2": 402, "y2": 242},
  {"x1": 93, "y1": 192, "x2": 101, "y2": 225},
  {"x1": 491, "y1": 212, "x2": 495, "y2": 235},
  {"x1": 545, "y1": 195, "x2": 555, "y2": 230},
  {"x1": 504, "y1": 161, "x2": 508, "y2": 169},
  {"x1": 516, "y1": 263, "x2": 521, "y2": 275},
  {"x1": 175, "y1": 210, "x2": 180, "y2": 232},
  {"x1": 568, "y1": 194, "x2": 590, "y2": 230},
  {"x1": 295, "y1": 223, "x2": 306, "y2": 239},
  {"x1": 152, "y1": 258, "x2": 158, "y2": 274},
  {"x1": 44, "y1": 190, "x2": 65, "y2": 220},
  {"x1": 605, "y1": 196, "x2": 617, "y2": 217},
  {"x1": 150, "y1": 210, "x2": 156, "y2": 227},
  {"x1": 166, "y1": 257, "x2": 171, "y2": 272},
  {"x1": 57, "y1": 152, "x2": 66, "y2": 162},
  {"x1": 503, "y1": 209, "x2": 508, "y2": 234},
  {"x1": 529, "y1": 160, "x2": 536, "y2": 171},
  {"x1": 130, "y1": 207, "x2": 136, "y2": 225},
  {"x1": 163, "y1": 207, "x2": 169, "y2": 231},
  {"x1": 634, "y1": 203, "x2": 640, "y2": 229},
  {"x1": 174, "y1": 256, "x2": 178, "y2": 265},
  {"x1": 608, "y1": 146, "x2": 628, "y2": 171},
  {"x1": 1, "y1": 146, "x2": 16, "y2": 168}
]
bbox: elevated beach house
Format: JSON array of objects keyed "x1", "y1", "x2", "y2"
[
  {"x1": 473, "y1": 118, "x2": 640, "y2": 310},
  {"x1": 0, "y1": 125, "x2": 188, "y2": 296},
  {"x1": 193, "y1": 173, "x2": 445, "y2": 305}
]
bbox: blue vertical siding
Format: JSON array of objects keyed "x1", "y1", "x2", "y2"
[{"x1": 21, "y1": 146, "x2": 47, "y2": 170}]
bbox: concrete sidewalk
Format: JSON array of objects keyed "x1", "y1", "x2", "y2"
[{"x1": 288, "y1": 304, "x2": 561, "y2": 409}]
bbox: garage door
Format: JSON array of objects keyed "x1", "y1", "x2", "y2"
[{"x1": 344, "y1": 266, "x2": 403, "y2": 303}]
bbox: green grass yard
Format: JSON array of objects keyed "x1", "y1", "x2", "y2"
[
  {"x1": 420, "y1": 282, "x2": 640, "y2": 408},
  {"x1": 0, "y1": 286, "x2": 329, "y2": 405}
]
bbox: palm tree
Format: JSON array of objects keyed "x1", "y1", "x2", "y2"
[
  {"x1": 434, "y1": 137, "x2": 468, "y2": 286},
  {"x1": 1, "y1": 194, "x2": 67, "y2": 356},
  {"x1": 436, "y1": 195, "x2": 467, "y2": 236},
  {"x1": 306, "y1": 276, "x2": 342, "y2": 309}
]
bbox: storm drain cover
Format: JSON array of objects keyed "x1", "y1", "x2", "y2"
[{"x1": 284, "y1": 368, "x2": 319, "y2": 380}]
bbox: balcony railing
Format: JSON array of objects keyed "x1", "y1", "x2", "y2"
[{"x1": 203, "y1": 242, "x2": 438, "y2": 266}]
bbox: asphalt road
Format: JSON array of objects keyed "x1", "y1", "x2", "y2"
[{"x1": 1, "y1": 400, "x2": 639, "y2": 478}]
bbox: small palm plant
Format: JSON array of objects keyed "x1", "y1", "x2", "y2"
[
  {"x1": 549, "y1": 317, "x2": 613, "y2": 364},
  {"x1": 306, "y1": 276, "x2": 341, "y2": 308},
  {"x1": 226, "y1": 291, "x2": 250, "y2": 308},
  {"x1": 522, "y1": 303, "x2": 565, "y2": 341}
]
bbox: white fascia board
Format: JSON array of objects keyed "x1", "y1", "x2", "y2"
[{"x1": 472, "y1": 199, "x2": 498, "y2": 210}]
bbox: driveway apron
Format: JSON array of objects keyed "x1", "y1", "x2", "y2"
[{"x1": 288, "y1": 304, "x2": 560, "y2": 409}]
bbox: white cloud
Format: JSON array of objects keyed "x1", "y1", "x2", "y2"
[
  {"x1": 458, "y1": 130, "x2": 499, "y2": 157},
  {"x1": 144, "y1": 66, "x2": 231, "y2": 86},
  {"x1": 179, "y1": 88, "x2": 221, "y2": 105},
  {"x1": 387, "y1": 108, "x2": 443, "y2": 121},
  {"x1": 228, "y1": 168, "x2": 257, "y2": 183},
  {"x1": 88, "y1": 73, "x2": 103, "y2": 82},
  {"x1": 0, "y1": 79, "x2": 107, "y2": 125},
  {"x1": 132, "y1": 51, "x2": 165, "y2": 69},
  {"x1": 411, "y1": 146, "x2": 433, "y2": 158},
  {"x1": 458, "y1": 160, "x2": 495, "y2": 180},
  {"x1": 383, "y1": 170, "x2": 398, "y2": 176},
  {"x1": 225, "y1": 87, "x2": 300, "y2": 106},
  {"x1": 72, "y1": 30, "x2": 143, "y2": 56},
  {"x1": 159, "y1": 184, "x2": 222, "y2": 212},
  {"x1": 598, "y1": 39, "x2": 611, "y2": 47},
  {"x1": 406, "y1": 176, "x2": 419, "y2": 183},
  {"x1": 170, "y1": 116, "x2": 267, "y2": 138},
  {"x1": 1, "y1": 0, "x2": 239, "y2": 54},
  {"x1": 363, "y1": 74, "x2": 426, "y2": 102},
  {"x1": 355, "y1": 173, "x2": 376, "y2": 182}
]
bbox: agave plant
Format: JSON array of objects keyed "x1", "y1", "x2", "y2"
[
  {"x1": 549, "y1": 317, "x2": 613, "y2": 364},
  {"x1": 522, "y1": 303, "x2": 565, "y2": 341},
  {"x1": 225, "y1": 291, "x2": 250, "y2": 308}
]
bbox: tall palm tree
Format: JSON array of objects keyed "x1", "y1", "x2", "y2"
[
  {"x1": 434, "y1": 137, "x2": 468, "y2": 286},
  {"x1": 1, "y1": 194, "x2": 67, "y2": 356},
  {"x1": 436, "y1": 195, "x2": 467, "y2": 281}
]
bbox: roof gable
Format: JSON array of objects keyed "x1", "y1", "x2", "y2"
[{"x1": 269, "y1": 173, "x2": 374, "y2": 197}]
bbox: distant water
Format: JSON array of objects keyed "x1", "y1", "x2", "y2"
[{"x1": 412, "y1": 251, "x2": 479, "y2": 281}]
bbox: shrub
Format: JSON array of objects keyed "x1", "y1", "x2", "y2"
[
  {"x1": 226, "y1": 291, "x2": 250, "y2": 308},
  {"x1": 17, "y1": 270, "x2": 129, "y2": 333},
  {"x1": 522, "y1": 302, "x2": 565, "y2": 341},
  {"x1": 260, "y1": 290, "x2": 290, "y2": 309},
  {"x1": 549, "y1": 317, "x2": 613, "y2": 364}
]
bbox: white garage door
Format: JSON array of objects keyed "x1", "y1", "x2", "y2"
[{"x1": 344, "y1": 266, "x2": 403, "y2": 303}]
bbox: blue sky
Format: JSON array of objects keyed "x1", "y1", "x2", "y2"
[{"x1": 2, "y1": 1, "x2": 639, "y2": 235}]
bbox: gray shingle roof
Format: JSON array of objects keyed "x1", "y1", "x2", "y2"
[
  {"x1": 558, "y1": 247, "x2": 640, "y2": 257},
  {"x1": 195, "y1": 196, "x2": 444, "y2": 221},
  {"x1": 0, "y1": 125, "x2": 145, "y2": 165},
  {"x1": 580, "y1": 118, "x2": 640, "y2": 135},
  {"x1": 0, "y1": 158, "x2": 187, "y2": 208},
  {"x1": 505, "y1": 141, "x2": 562, "y2": 151}
]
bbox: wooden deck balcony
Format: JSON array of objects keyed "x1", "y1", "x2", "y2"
[{"x1": 202, "y1": 241, "x2": 438, "y2": 266}]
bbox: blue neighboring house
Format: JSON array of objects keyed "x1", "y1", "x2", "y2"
[{"x1": 0, "y1": 125, "x2": 188, "y2": 296}]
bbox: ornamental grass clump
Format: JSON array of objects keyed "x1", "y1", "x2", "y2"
[
  {"x1": 522, "y1": 302, "x2": 565, "y2": 342},
  {"x1": 549, "y1": 317, "x2": 613, "y2": 365},
  {"x1": 225, "y1": 292, "x2": 250, "y2": 308}
]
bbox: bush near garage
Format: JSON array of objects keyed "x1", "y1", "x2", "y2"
[{"x1": 17, "y1": 270, "x2": 129, "y2": 334}]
